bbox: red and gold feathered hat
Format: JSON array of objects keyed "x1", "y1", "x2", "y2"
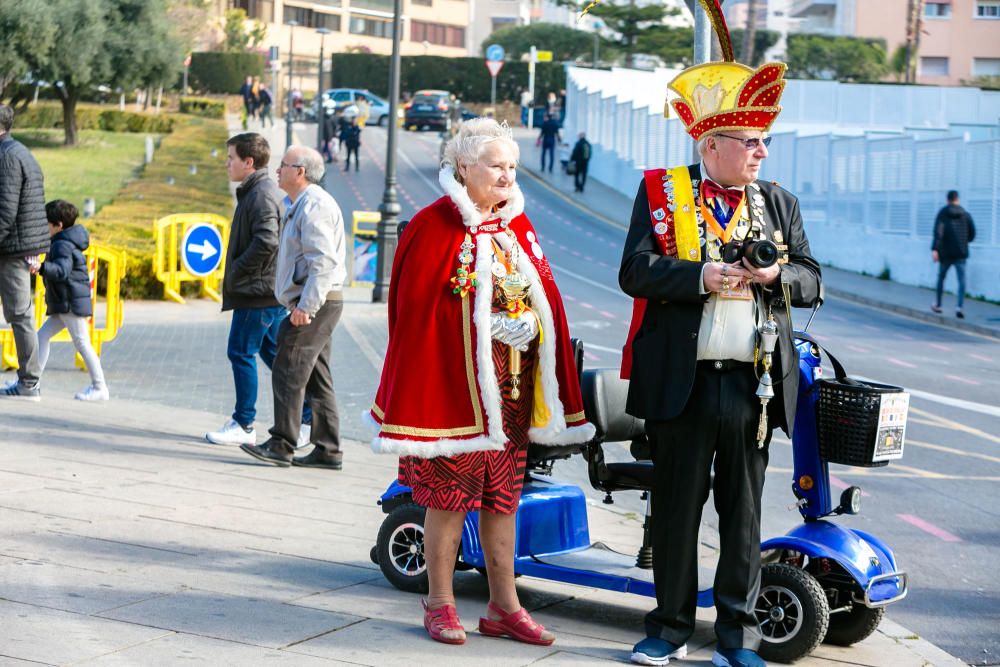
[{"x1": 667, "y1": 0, "x2": 787, "y2": 140}]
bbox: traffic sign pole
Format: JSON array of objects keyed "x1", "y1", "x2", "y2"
[
  {"x1": 485, "y1": 59, "x2": 504, "y2": 111},
  {"x1": 528, "y1": 46, "x2": 537, "y2": 130}
]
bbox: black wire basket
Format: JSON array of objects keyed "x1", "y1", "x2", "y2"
[{"x1": 817, "y1": 378, "x2": 907, "y2": 468}]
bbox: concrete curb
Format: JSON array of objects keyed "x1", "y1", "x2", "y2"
[{"x1": 878, "y1": 618, "x2": 970, "y2": 667}]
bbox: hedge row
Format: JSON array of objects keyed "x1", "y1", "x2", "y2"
[
  {"x1": 189, "y1": 52, "x2": 266, "y2": 94},
  {"x1": 329, "y1": 54, "x2": 566, "y2": 105},
  {"x1": 179, "y1": 97, "x2": 226, "y2": 118},
  {"x1": 13, "y1": 104, "x2": 175, "y2": 133}
]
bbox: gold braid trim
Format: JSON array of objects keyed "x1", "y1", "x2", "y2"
[{"x1": 698, "y1": 0, "x2": 734, "y2": 62}]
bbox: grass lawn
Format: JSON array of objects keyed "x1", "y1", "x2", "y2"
[{"x1": 12, "y1": 130, "x2": 155, "y2": 215}]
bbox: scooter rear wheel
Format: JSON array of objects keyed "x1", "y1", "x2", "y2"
[
  {"x1": 824, "y1": 604, "x2": 884, "y2": 646},
  {"x1": 376, "y1": 503, "x2": 429, "y2": 594},
  {"x1": 756, "y1": 563, "x2": 829, "y2": 663}
]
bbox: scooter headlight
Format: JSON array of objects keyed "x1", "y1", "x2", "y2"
[{"x1": 838, "y1": 486, "x2": 862, "y2": 515}]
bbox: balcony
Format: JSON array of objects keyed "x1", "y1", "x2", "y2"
[{"x1": 790, "y1": 0, "x2": 836, "y2": 18}]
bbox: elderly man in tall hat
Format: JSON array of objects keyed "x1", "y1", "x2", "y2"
[{"x1": 618, "y1": 2, "x2": 822, "y2": 666}]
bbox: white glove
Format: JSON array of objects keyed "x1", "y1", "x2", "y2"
[{"x1": 490, "y1": 311, "x2": 538, "y2": 352}]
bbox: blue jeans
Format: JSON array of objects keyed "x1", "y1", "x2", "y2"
[
  {"x1": 541, "y1": 144, "x2": 555, "y2": 172},
  {"x1": 228, "y1": 306, "x2": 312, "y2": 427},
  {"x1": 935, "y1": 259, "x2": 966, "y2": 310}
]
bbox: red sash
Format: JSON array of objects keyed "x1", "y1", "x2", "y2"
[{"x1": 621, "y1": 169, "x2": 680, "y2": 379}]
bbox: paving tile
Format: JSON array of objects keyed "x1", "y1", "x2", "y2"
[{"x1": 98, "y1": 590, "x2": 363, "y2": 649}]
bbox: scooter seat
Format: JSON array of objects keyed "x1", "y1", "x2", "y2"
[
  {"x1": 601, "y1": 460, "x2": 655, "y2": 491},
  {"x1": 581, "y1": 368, "x2": 645, "y2": 443},
  {"x1": 527, "y1": 442, "x2": 585, "y2": 466}
]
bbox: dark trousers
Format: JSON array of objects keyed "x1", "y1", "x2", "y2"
[
  {"x1": 574, "y1": 162, "x2": 588, "y2": 191},
  {"x1": 344, "y1": 145, "x2": 359, "y2": 171},
  {"x1": 541, "y1": 144, "x2": 555, "y2": 172},
  {"x1": 266, "y1": 299, "x2": 343, "y2": 458},
  {"x1": 935, "y1": 258, "x2": 966, "y2": 310},
  {"x1": 645, "y1": 362, "x2": 770, "y2": 650},
  {"x1": 0, "y1": 255, "x2": 40, "y2": 387}
]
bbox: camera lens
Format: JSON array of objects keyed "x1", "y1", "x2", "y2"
[{"x1": 747, "y1": 240, "x2": 779, "y2": 268}]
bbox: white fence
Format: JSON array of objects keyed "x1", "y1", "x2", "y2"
[{"x1": 564, "y1": 67, "x2": 1000, "y2": 301}]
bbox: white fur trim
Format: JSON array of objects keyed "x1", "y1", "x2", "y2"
[
  {"x1": 473, "y1": 233, "x2": 506, "y2": 445},
  {"x1": 529, "y1": 421, "x2": 596, "y2": 445},
  {"x1": 438, "y1": 166, "x2": 525, "y2": 228}
]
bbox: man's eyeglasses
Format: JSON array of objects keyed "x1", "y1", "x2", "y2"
[
  {"x1": 278, "y1": 161, "x2": 304, "y2": 170},
  {"x1": 715, "y1": 134, "x2": 772, "y2": 150}
]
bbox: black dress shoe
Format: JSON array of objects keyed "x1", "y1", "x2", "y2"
[
  {"x1": 240, "y1": 442, "x2": 292, "y2": 467},
  {"x1": 292, "y1": 448, "x2": 343, "y2": 470}
]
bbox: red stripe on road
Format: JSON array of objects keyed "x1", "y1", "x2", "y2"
[
  {"x1": 580, "y1": 302, "x2": 594, "y2": 310},
  {"x1": 887, "y1": 357, "x2": 917, "y2": 368},
  {"x1": 896, "y1": 333, "x2": 915, "y2": 341},
  {"x1": 928, "y1": 343, "x2": 952, "y2": 352},
  {"x1": 847, "y1": 344, "x2": 871, "y2": 353},
  {"x1": 969, "y1": 353, "x2": 992, "y2": 363},
  {"x1": 945, "y1": 374, "x2": 981, "y2": 386},
  {"x1": 897, "y1": 514, "x2": 961, "y2": 542},
  {"x1": 829, "y1": 474, "x2": 870, "y2": 496},
  {"x1": 600, "y1": 310, "x2": 617, "y2": 319}
]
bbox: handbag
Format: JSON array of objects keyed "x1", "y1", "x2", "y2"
[{"x1": 566, "y1": 161, "x2": 577, "y2": 175}]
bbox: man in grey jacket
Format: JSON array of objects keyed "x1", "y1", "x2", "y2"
[
  {"x1": 241, "y1": 146, "x2": 347, "y2": 469},
  {"x1": 0, "y1": 104, "x2": 49, "y2": 400}
]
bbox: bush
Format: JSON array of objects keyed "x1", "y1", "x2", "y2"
[
  {"x1": 13, "y1": 104, "x2": 174, "y2": 133},
  {"x1": 179, "y1": 97, "x2": 226, "y2": 118},
  {"x1": 189, "y1": 51, "x2": 266, "y2": 94},
  {"x1": 328, "y1": 53, "x2": 566, "y2": 105}
]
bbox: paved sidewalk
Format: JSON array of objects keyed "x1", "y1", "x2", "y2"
[{"x1": 511, "y1": 128, "x2": 1000, "y2": 341}]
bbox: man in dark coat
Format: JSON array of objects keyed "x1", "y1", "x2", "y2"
[
  {"x1": 931, "y1": 190, "x2": 976, "y2": 319},
  {"x1": 341, "y1": 119, "x2": 361, "y2": 172},
  {"x1": 537, "y1": 113, "x2": 561, "y2": 173},
  {"x1": 0, "y1": 104, "x2": 49, "y2": 400},
  {"x1": 618, "y1": 45, "x2": 821, "y2": 667},
  {"x1": 206, "y1": 132, "x2": 289, "y2": 446},
  {"x1": 570, "y1": 132, "x2": 592, "y2": 193}
]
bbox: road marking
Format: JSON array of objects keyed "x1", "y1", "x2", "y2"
[
  {"x1": 969, "y1": 353, "x2": 992, "y2": 363},
  {"x1": 549, "y1": 262, "x2": 629, "y2": 299},
  {"x1": 907, "y1": 438, "x2": 1000, "y2": 465},
  {"x1": 907, "y1": 405, "x2": 1000, "y2": 442},
  {"x1": 944, "y1": 374, "x2": 981, "y2": 386},
  {"x1": 847, "y1": 344, "x2": 871, "y2": 353},
  {"x1": 886, "y1": 357, "x2": 917, "y2": 368},
  {"x1": 928, "y1": 343, "x2": 952, "y2": 352},
  {"x1": 580, "y1": 302, "x2": 594, "y2": 310},
  {"x1": 342, "y1": 319, "x2": 384, "y2": 373},
  {"x1": 599, "y1": 310, "x2": 617, "y2": 319},
  {"x1": 586, "y1": 342, "x2": 624, "y2": 356},
  {"x1": 897, "y1": 514, "x2": 962, "y2": 542},
  {"x1": 829, "y1": 474, "x2": 871, "y2": 496},
  {"x1": 395, "y1": 138, "x2": 443, "y2": 195}
]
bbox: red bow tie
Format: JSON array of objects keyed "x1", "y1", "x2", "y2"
[{"x1": 701, "y1": 180, "x2": 744, "y2": 211}]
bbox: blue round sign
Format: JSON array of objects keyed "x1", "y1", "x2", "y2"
[
  {"x1": 181, "y1": 224, "x2": 223, "y2": 277},
  {"x1": 486, "y1": 44, "x2": 505, "y2": 62}
]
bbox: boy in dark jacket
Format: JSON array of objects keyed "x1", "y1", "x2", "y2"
[
  {"x1": 31, "y1": 200, "x2": 108, "y2": 400},
  {"x1": 931, "y1": 190, "x2": 976, "y2": 318},
  {"x1": 341, "y1": 118, "x2": 361, "y2": 172}
]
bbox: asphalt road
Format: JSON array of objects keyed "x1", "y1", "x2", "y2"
[{"x1": 310, "y1": 122, "x2": 998, "y2": 666}]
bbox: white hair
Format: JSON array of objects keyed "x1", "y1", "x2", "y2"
[
  {"x1": 287, "y1": 146, "x2": 325, "y2": 184},
  {"x1": 696, "y1": 136, "x2": 712, "y2": 157},
  {"x1": 442, "y1": 117, "x2": 519, "y2": 180}
]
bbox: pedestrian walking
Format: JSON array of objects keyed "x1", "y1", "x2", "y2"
[
  {"x1": 367, "y1": 118, "x2": 594, "y2": 646},
  {"x1": 207, "y1": 133, "x2": 315, "y2": 446},
  {"x1": 31, "y1": 200, "x2": 108, "y2": 401},
  {"x1": 239, "y1": 75, "x2": 256, "y2": 122},
  {"x1": 0, "y1": 104, "x2": 49, "y2": 401},
  {"x1": 241, "y1": 146, "x2": 346, "y2": 470},
  {"x1": 356, "y1": 96, "x2": 370, "y2": 129},
  {"x1": 618, "y1": 22, "x2": 821, "y2": 667},
  {"x1": 341, "y1": 118, "x2": 361, "y2": 172},
  {"x1": 321, "y1": 109, "x2": 339, "y2": 163},
  {"x1": 258, "y1": 85, "x2": 274, "y2": 128},
  {"x1": 536, "y1": 113, "x2": 560, "y2": 173},
  {"x1": 570, "y1": 132, "x2": 591, "y2": 193},
  {"x1": 931, "y1": 190, "x2": 976, "y2": 319}
]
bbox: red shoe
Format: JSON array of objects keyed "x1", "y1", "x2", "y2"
[
  {"x1": 422, "y1": 599, "x2": 466, "y2": 645},
  {"x1": 478, "y1": 601, "x2": 555, "y2": 646}
]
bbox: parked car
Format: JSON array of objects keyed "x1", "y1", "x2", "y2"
[
  {"x1": 404, "y1": 89, "x2": 453, "y2": 131},
  {"x1": 316, "y1": 89, "x2": 390, "y2": 126}
]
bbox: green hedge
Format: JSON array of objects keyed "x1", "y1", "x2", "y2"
[
  {"x1": 179, "y1": 97, "x2": 226, "y2": 118},
  {"x1": 189, "y1": 51, "x2": 266, "y2": 94},
  {"x1": 329, "y1": 54, "x2": 566, "y2": 105},
  {"x1": 13, "y1": 104, "x2": 174, "y2": 133}
]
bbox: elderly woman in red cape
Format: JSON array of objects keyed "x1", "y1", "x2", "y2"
[{"x1": 368, "y1": 118, "x2": 594, "y2": 646}]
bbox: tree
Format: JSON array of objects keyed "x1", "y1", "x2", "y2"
[
  {"x1": 552, "y1": 0, "x2": 680, "y2": 67},
  {"x1": 222, "y1": 8, "x2": 267, "y2": 53},
  {"x1": 0, "y1": 0, "x2": 57, "y2": 104},
  {"x1": 482, "y1": 22, "x2": 599, "y2": 62},
  {"x1": 729, "y1": 29, "x2": 780, "y2": 67},
  {"x1": 786, "y1": 34, "x2": 888, "y2": 83},
  {"x1": 636, "y1": 25, "x2": 692, "y2": 67}
]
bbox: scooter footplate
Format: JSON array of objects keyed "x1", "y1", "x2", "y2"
[{"x1": 533, "y1": 542, "x2": 654, "y2": 581}]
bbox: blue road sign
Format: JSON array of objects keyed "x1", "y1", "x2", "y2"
[
  {"x1": 181, "y1": 224, "x2": 223, "y2": 277},
  {"x1": 486, "y1": 44, "x2": 505, "y2": 62}
]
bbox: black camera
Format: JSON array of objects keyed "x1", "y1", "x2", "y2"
[{"x1": 721, "y1": 239, "x2": 779, "y2": 268}]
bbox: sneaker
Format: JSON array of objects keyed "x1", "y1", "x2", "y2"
[
  {"x1": 956, "y1": 310, "x2": 965, "y2": 319},
  {"x1": 930, "y1": 304, "x2": 943, "y2": 314},
  {"x1": 75, "y1": 384, "x2": 109, "y2": 401},
  {"x1": 0, "y1": 382, "x2": 41, "y2": 402},
  {"x1": 205, "y1": 419, "x2": 256, "y2": 445},
  {"x1": 631, "y1": 638, "x2": 687, "y2": 665},
  {"x1": 296, "y1": 423, "x2": 311, "y2": 449},
  {"x1": 712, "y1": 648, "x2": 767, "y2": 667}
]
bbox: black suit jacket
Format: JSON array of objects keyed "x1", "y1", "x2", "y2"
[{"x1": 618, "y1": 164, "x2": 822, "y2": 436}]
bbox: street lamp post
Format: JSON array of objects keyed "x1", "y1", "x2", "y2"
[
  {"x1": 316, "y1": 27, "x2": 331, "y2": 155},
  {"x1": 373, "y1": 0, "x2": 403, "y2": 304},
  {"x1": 285, "y1": 20, "x2": 299, "y2": 150}
]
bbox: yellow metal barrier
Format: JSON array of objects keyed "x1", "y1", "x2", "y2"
[
  {"x1": 154, "y1": 213, "x2": 230, "y2": 304},
  {"x1": 350, "y1": 210, "x2": 381, "y2": 288},
  {"x1": 1, "y1": 243, "x2": 127, "y2": 371}
]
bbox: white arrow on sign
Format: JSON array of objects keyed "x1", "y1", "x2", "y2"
[{"x1": 187, "y1": 240, "x2": 218, "y2": 261}]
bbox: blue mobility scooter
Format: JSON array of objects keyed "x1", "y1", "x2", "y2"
[{"x1": 372, "y1": 327, "x2": 909, "y2": 663}]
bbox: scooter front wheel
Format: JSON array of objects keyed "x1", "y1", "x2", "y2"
[
  {"x1": 756, "y1": 563, "x2": 829, "y2": 663},
  {"x1": 376, "y1": 503, "x2": 429, "y2": 594}
]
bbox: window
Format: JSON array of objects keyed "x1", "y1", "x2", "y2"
[
  {"x1": 924, "y1": 2, "x2": 951, "y2": 17},
  {"x1": 976, "y1": 1, "x2": 1000, "y2": 17},
  {"x1": 349, "y1": 15, "x2": 393, "y2": 38},
  {"x1": 351, "y1": 0, "x2": 393, "y2": 10},
  {"x1": 412, "y1": 0, "x2": 433, "y2": 5},
  {"x1": 920, "y1": 56, "x2": 949, "y2": 76},
  {"x1": 491, "y1": 17, "x2": 518, "y2": 33},
  {"x1": 972, "y1": 57, "x2": 1000, "y2": 76},
  {"x1": 283, "y1": 5, "x2": 341, "y2": 29},
  {"x1": 231, "y1": 0, "x2": 273, "y2": 21},
  {"x1": 411, "y1": 20, "x2": 465, "y2": 47}
]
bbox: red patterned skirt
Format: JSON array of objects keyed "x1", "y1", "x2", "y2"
[{"x1": 398, "y1": 339, "x2": 536, "y2": 514}]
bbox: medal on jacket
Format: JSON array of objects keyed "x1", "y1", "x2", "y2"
[
  {"x1": 493, "y1": 233, "x2": 532, "y2": 400},
  {"x1": 449, "y1": 234, "x2": 478, "y2": 298}
]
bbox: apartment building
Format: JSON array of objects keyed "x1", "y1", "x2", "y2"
[
  {"x1": 724, "y1": 0, "x2": 802, "y2": 61},
  {"x1": 789, "y1": 0, "x2": 1000, "y2": 85}
]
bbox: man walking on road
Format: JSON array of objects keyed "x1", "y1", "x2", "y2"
[
  {"x1": 207, "y1": 133, "x2": 312, "y2": 445},
  {"x1": 537, "y1": 113, "x2": 561, "y2": 173},
  {"x1": 931, "y1": 190, "x2": 976, "y2": 319},
  {"x1": 0, "y1": 104, "x2": 49, "y2": 401},
  {"x1": 241, "y1": 146, "x2": 346, "y2": 470},
  {"x1": 570, "y1": 132, "x2": 592, "y2": 193}
]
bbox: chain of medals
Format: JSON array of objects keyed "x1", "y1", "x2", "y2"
[{"x1": 448, "y1": 215, "x2": 512, "y2": 299}]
